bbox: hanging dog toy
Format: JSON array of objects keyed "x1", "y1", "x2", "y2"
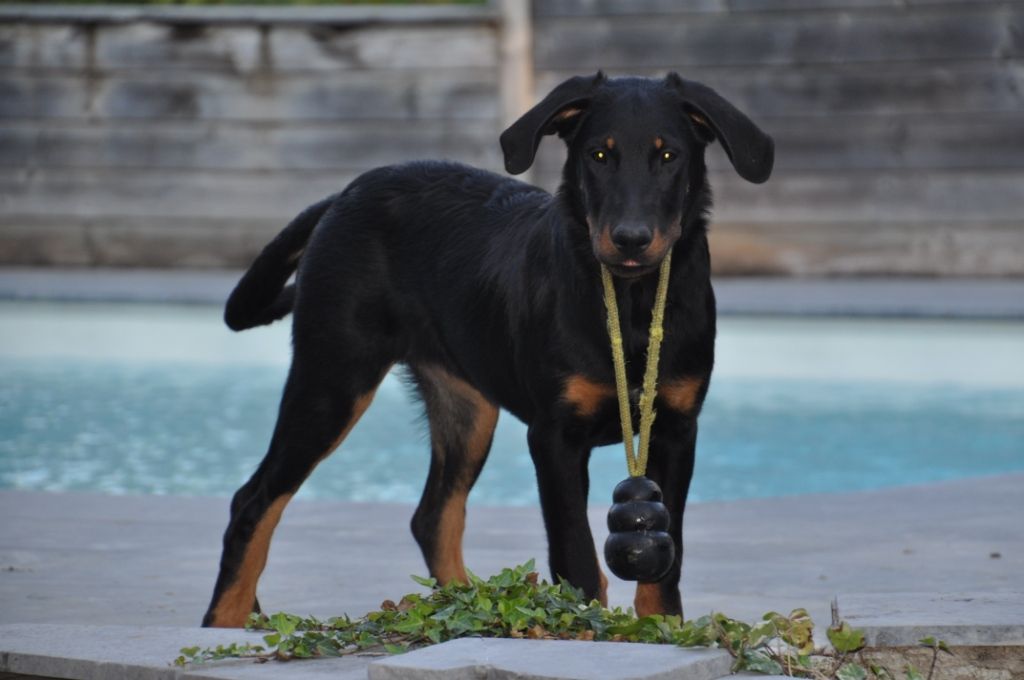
[{"x1": 601, "y1": 251, "x2": 675, "y2": 582}]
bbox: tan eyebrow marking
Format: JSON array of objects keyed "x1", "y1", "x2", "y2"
[
  {"x1": 654, "y1": 136, "x2": 664, "y2": 150},
  {"x1": 605, "y1": 137, "x2": 615, "y2": 149}
]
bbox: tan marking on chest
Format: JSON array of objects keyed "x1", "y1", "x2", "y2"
[
  {"x1": 563, "y1": 375, "x2": 615, "y2": 418},
  {"x1": 658, "y1": 377, "x2": 704, "y2": 414}
]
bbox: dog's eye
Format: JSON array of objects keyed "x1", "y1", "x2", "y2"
[
  {"x1": 660, "y1": 151, "x2": 678, "y2": 163},
  {"x1": 591, "y1": 150, "x2": 608, "y2": 163}
]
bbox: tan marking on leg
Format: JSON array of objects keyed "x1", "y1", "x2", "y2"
[
  {"x1": 421, "y1": 367, "x2": 499, "y2": 586},
  {"x1": 634, "y1": 582, "x2": 666, "y2": 617},
  {"x1": 209, "y1": 382, "x2": 384, "y2": 628},
  {"x1": 658, "y1": 377, "x2": 704, "y2": 414},
  {"x1": 597, "y1": 569, "x2": 609, "y2": 607},
  {"x1": 208, "y1": 493, "x2": 292, "y2": 628},
  {"x1": 563, "y1": 375, "x2": 615, "y2": 418},
  {"x1": 318, "y1": 389, "x2": 378, "y2": 464},
  {"x1": 605, "y1": 136, "x2": 615, "y2": 150},
  {"x1": 433, "y1": 495, "x2": 469, "y2": 585},
  {"x1": 654, "y1": 136, "x2": 664, "y2": 150}
]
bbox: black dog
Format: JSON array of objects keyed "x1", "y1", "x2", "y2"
[{"x1": 203, "y1": 72, "x2": 773, "y2": 627}]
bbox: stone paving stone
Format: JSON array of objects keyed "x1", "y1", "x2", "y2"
[
  {"x1": 367, "y1": 637, "x2": 734, "y2": 680},
  {"x1": 837, "y1": 592, "x2": 1024, "y2": 647},
  {"x1": 0, "y1": 623, "x2": 372, "y2": 680},
  {"x1": 3, "y1": 474, "x2": 1023, "y2": 632},
  {"x1": 4, "y1": 268, "x2": 1024, "y2": 317},
  {"x1": 0, "y1": 624, "x2": 736, "y2": 680}
]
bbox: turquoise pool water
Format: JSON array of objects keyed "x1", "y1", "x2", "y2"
[{"x1": 1, "y1": 301, "x2": 1022, "y2": 505}]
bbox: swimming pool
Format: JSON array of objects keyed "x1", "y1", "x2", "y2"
[{"x1": 1, "y1": 301, "x2": 1022, "y2": 505}]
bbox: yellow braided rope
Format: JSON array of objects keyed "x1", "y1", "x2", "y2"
[
  {"x1": 600, "y1": 265, "x2": 637, "y2": 474},
  {"x1": 600, "y1": 250, "x2": 673, "y2": 477}
]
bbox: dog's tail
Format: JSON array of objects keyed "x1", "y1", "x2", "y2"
[{"x1": 224, "y1": 195, "x2": 335, "y2": 332}]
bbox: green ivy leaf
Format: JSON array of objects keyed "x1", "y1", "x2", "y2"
[
  {"x1": 919, "y1": 636, "x2": 953, "y2": 654},
  {"x1": 828, "y1": 621, "x2": 867, "y2": 654},
  {"x1": 740, "y1": 649, "x2": 784, "y2": 675},
  {"x1": 904, "y1": 665, "x2": 924, "y2": 680},
  {"x1": 871, "y1": 664, "x2": 895, "y2": 680},
  {"x1": 837, "y1": 662, "x2": 869, "y2": 680},
  {"x1": 410, "y1": 574, "x2": 437, "y2": 589},
  {"x1": 173, "y1": 560, "x2": 953, "y2": 676},
  {"x1": 269, "y1": 612, "x2": 299, "y2": 637}
]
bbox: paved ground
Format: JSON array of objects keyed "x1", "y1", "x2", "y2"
[{"x1": 1, "y1": 474, "x2": 1020, "y2": 630}]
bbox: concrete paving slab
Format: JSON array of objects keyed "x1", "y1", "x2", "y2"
[
  {"x1": 0, "y1": 623, "x2": 372, "y2": 680},
  {"x1": 367, "y1": 638, "x2": 733, "y2": 680},
  {"x1": 1, "y1": 474, "x2": 1021, "y2": 633},
  {"x1": 837, "y1": 592, "x2": 1024, "y2": 646}
]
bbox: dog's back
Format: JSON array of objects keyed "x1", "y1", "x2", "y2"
[{"x1": 227, "y1": 161, "x2": 545, "y2": 328}]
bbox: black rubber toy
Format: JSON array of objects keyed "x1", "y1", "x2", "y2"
[{"x1": 604, "y1": 476, "x2": 675, "y2": 582}]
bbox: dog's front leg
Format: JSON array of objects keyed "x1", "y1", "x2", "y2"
[
  {"x1": 633, "y1": 410, "x2": 698, "y2": 618},
  {"x1": 527, "y1": 421, "x2": 606, "y2": 604}
]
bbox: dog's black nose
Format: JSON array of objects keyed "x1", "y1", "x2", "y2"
[{"x1": 611, "y1": 224, "x2": 652, "y2": 256}]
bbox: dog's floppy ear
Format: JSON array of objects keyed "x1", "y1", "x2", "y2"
[
  {"x1": 666, "y1": 72, "x2": 774, "y2": 184},
  {"x1": 500, "y1": 72, "x2": 606, "y2": 175}
]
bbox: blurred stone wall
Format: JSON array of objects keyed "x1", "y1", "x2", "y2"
[
  {"x1": 1, "y1": 1, "x2": 1022, "y2": 274},
  {"x1": 531, "y1": 0, "x2": 1024, "y2": 276},
  {"x1": 0, "y1": 5, "x2": 506, "y2": 267}
]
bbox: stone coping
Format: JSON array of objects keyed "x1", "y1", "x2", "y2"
[
  {"x1": 0, "y1": 624, "x2": 372, "y2": 680},
  {"x1": 0, "y1": 626, "x2": 734, "y2": 680},
  {"x1": 0, "y1": 3, "x2": 497, "y2": 27},
  {"x1": 2, "y1": 267, "x2": 1023, "y2": 318},
  {"x1": 2, "y1": 610, "x2": 1022, "y2": 680},
  {"x1": 837, "y1": 592, "x2": 1024, "y2": 647},
  {"x1": 368, "y1": 638, "x2": 733, "y2": 680}
]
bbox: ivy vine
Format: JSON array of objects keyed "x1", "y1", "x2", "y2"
[{"x1": 176, "y1": 561, "x2": 951, "y2": 679}]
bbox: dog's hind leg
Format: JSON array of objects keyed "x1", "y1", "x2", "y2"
[
  {"x1": 202, "y1": 353, "x2": 392, "y2": 628},
  {"x1": 409, "y1": 366, "x2": 499, "y2": 585}
]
